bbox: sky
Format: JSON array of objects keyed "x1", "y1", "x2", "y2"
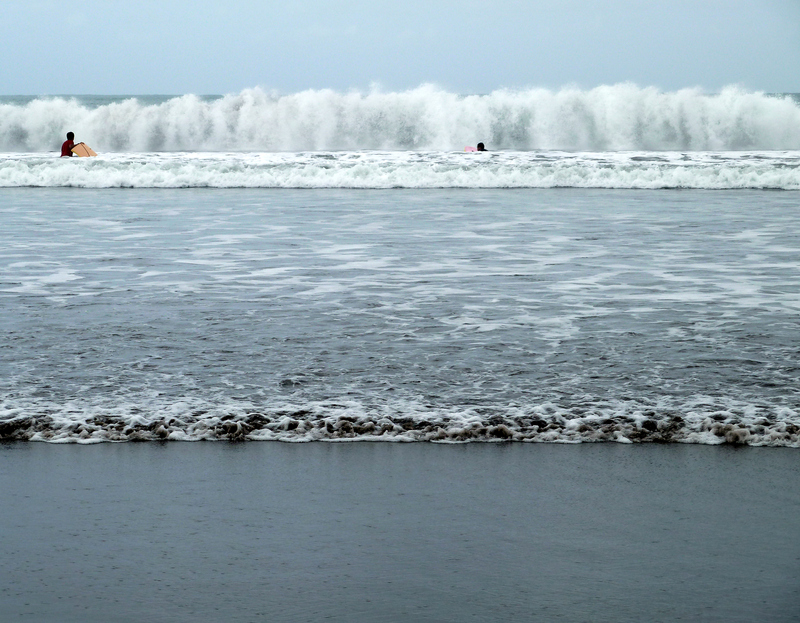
[{"x1": 3, "y1": 0, "x2": 800, "y2": 95}]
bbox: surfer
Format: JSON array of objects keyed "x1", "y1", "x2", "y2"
[
  {"x1": 477, "y1": 142, "x2": 487, "y2": 151},
  {"x1": 60, "y1": 132, "x2": 76, "y2": 157}
]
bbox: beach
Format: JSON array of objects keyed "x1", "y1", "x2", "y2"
[
  {"x1": 2, "y1": 88, "x2": 800, "y2": 622},
  {"x1": 2, "y1": 441, "x2": 798, "y2": 622}
]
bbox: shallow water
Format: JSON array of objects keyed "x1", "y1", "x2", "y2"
[{"x1": 1, "y1": 188, "x2": 799, "y2": 444}]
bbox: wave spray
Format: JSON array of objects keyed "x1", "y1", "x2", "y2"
[{"x1": 2, "y1": 84, "x2": 800, "y2": 152}]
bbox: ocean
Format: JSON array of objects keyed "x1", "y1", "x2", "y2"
[{"x1": 1, "y1": 85, "x2": 799, "y2": 621}]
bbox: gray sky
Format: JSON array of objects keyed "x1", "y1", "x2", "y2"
[{"x1": 4, "y1": 0, "x2": 799, "y2": 95}]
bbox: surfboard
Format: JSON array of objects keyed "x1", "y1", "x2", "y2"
[
  {"x1": 71, "y1": 143, "x2": 97, "y2": 157},
  {"x1": 464, "y1": 146, "x2": 477, "y2": 152}
]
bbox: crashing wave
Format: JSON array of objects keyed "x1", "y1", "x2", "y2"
[{"x1": 2, "y1": 84, "x2": 800, "y2": 152}]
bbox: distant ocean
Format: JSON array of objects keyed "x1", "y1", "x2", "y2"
[{"x1": 1, "y1": 84, "x2": 799, "y2": 445}]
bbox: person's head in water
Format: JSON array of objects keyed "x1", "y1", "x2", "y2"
[
  {"x1": 66, "y1": 132, "x2": 74, "y2": 141},
  {"x1": 477, "y1": 142, "x2": 486, "y2": 151}
]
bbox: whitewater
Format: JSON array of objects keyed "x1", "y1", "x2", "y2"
[
  {"x1": 3, "y1": 150, "x2": 800, "y2": 189},
  {"x1": 1, "y1": 84, "x2": 800, "y2": 189}
]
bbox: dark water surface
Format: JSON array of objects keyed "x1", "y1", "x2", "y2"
[{"x1": 1, "y1": 442, "x2": 798, "y2": 622}]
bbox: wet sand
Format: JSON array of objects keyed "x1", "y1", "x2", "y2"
[{"x1": 1, "y1": 442, "x2": 798, "y2": 622}]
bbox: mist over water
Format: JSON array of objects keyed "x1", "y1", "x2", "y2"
[{"x1": 2, "y1": 84, "x2": 800, "y2": 152}]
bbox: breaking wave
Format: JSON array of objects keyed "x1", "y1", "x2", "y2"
[{"x1": 2, "y1": 84, "x2": 800, "y2": 152}]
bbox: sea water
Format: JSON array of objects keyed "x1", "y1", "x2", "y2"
[
  {"x1": 1, "y1": 186, "x2": 799, "y2": 445},
  {"x1": 2, "y1": 85, "x2": 800, "y2": 623},
  {"x1": 1, "y1": 85, "x2": 799, "y2": 445}
]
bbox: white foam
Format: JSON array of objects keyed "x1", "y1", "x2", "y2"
[
  {"x1": 1, "y1": 150, "x2": 799, "y2": 188},
  {"x1": 2, "y1": 396, "x2": 797, "y2": 446},
  {"x1": 3, "y1": 85, "x2": 800, "y2": 152}
]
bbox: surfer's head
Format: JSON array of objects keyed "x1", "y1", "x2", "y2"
[
  {"x1": 477, "y1": 142, "x2": 485, "y2": 151},
  {"x1": 66, "y1": 132, "x2": 74, "y2": 140}
]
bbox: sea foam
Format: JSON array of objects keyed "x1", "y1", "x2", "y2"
[
  {"x1": 1, "y1": 151, "x2": 799, "y2": 189},
  {"x1": 1, "y1": 397, "x2": 797, "y2": 446},
  {"x1": 2, "y1": 84, "x2": 800, "y2": 153}
]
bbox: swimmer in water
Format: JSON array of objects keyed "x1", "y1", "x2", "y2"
[{"x1": 60, "y1": 132, "x2": 76, "y2": 157}]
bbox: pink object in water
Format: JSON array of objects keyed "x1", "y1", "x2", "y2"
[{"x1": 464, "y1": 146, "x2": 477, "y2": 152}]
